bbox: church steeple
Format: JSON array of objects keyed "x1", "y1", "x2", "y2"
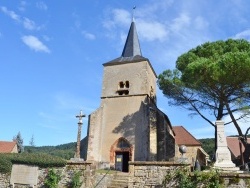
[
  {"x1": 104, "y1": 8, "x2": 149, "y2": 65},
  {"x1": 121, "y1": 20, "x2": 142, "y2": 57}
]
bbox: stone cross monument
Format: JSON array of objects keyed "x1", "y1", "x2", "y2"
[
  {"x1": 75, "y1": 110, "x2": 86, "y2": 159},
  {"x1": 214, "y1": 120, "x2": 239, "y2": 171}
]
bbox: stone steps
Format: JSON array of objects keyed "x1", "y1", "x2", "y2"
[{"x1": 107, "y1": 172, "x2": 129, "y2": 188}]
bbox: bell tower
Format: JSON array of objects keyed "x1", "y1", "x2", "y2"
[
  {"x1": 85, "y1": 17, "x2": 175, "y2": 171},
  {"x1": 101, "y1": 20, "x2": 157, "y2": 101}
]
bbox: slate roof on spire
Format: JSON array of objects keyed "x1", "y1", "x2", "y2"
[
  {"x1": 104, "y1": 20, "x2": 148, "y2": 65},
  {"x1": 122, "y1": 21, "x2": 142, "y2": 57}
]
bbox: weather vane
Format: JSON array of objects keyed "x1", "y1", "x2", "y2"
[{"x1": 132, "y1": 6, "x2": 136, "y2": 22}]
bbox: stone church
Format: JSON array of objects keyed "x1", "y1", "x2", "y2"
[{"x1": 82, "y1": 19, "x2": 176, "y2": 172}]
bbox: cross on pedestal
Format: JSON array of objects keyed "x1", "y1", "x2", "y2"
[{"x1": 75, "y1": 110, "x2": 86, "y2": 159}]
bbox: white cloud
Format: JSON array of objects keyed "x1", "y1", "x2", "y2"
[
  {"x1": 234, "y1": 29, "x2": 250, "y2": 40},
  {"x1": 21, "y1": 35, "x2": 50, "y2": 53},
  {"x1": 135, "y1": 0, "x2": 174, "y2": 19},
  {"x1": 36, "y1": 1, "x2": 48, "y2": 11},
  {"x1": 138, "y1": 20, "x2": 168, "y2": 42},
  {"x1": 82, "y1": 31, "x2": 96, "y2": 40},
  {"x1": 113, "y1": 9, "x2": 131, "y2": 26},
  {"x1": 1, "y1": 6, "x2": 20, "y2": 21},
  {"x1": 170, "y1": 13, "x2": 190, "y2": 33},
  {"x1": 103, "y1": 8, "x2": 168, "y2": 42},
  {"x1": 18, "y1": 1, "x2": 27, "y2": 12},
  {"x1": 194, "y1": 16, "x2": 209, "y2": 30},
  {"x1": 1, "y1": 6, "x2": 42, "y2": 31},
  {"x1": 103, "y1": 9, "x2": 131, "y2": 29},
  {"x1": 23, "y1": 17, "x2": 37, "y2": 30}
]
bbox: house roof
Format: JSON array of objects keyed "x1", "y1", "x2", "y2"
[
  {"x1": 173, "y1": 126, "x2": 201, "y2": 146},
  {"x1": 0, "y1": 141, "x2": 17, "y2": 153},
  {"x1": 226, "y1": 137, "x2": 250, "y2": 158}
]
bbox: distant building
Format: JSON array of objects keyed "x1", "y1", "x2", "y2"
[
  {"x1": 226, "y1": 137, "x2": 250, "y2": 166},
  {"x1": 0, "y1": 141, "x2": 18, "y2": 153},
  {"x1": 173, "y1": 126, "x2": 209, "y2": 166}
]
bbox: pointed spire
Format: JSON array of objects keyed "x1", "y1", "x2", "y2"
[
  {"x1": 121, "y1": 7, "x2": 142, "y2": 57},
  {"x1": 104, "y1": 7, "x2": 148, "y2": 65}
]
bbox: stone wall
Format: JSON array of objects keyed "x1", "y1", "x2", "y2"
[
  {"x1": 0, "y1": 173, "x2": 10, "y2": 188},
  {"x1": 0, "y1": 162, "x2": 94, "y2": 188},
  {"x1": 128, "y1": 161, "x2": 250, "y2": 188},
  {"x1": 102, "y1": 60, "x2": 156, "y2": 98},
  {"x1": 128, "y1": 161, "x2": 187, "y2": 188},
  {"x1": 2, "y1": 161, "x2": 250, "y2": 187}
]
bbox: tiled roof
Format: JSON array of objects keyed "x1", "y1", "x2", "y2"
[
  {"x1": 0, "y1": 141, "x2": 17, "y2": 153},
  {"x1": 226, "y1": 137, "x2": 250, "y2": 158},
  {"x1": 173, "y1": 126, "x2": 201, "y2": 146}
]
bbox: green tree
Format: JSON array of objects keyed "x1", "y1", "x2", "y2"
[
  {"x1": 29, "y1": 134, "x2": 35, "y2": 146},
  {"x1": 158, "y1": 39, "x2": 250, "y2": 163},
  {"x1": 13, "y1": 131, "x2": 24, "y2": 153}
]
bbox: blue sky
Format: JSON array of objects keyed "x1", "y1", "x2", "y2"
[{"x1": 1, "y1": 0, "x2": 250, "y2": 146}]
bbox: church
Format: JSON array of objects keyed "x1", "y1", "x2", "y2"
[{"x1": 82, "y1": 18, "x2": 207, "y2": 172}]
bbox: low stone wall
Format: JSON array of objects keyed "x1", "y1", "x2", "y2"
[
  {"x1": 2, "y1": 161, "x2": 250, "y2": 187},
  {"x1": 0, "y1": 161, "x2": 93, "y2": 188},
  {"x1": 128, "y1": 161, "x2": 188, "y2": 188},
  {"x1": 221, "y1": 173, "x2": 250, "y2": 188},
  {"x1": 0, "y1": 173, "x2": 10, "y2": 188},
  {"x1": 128, "y1": 161, "x2": 250, "y2": 188}
]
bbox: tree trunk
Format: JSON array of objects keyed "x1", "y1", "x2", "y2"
[{"x1": 243, "y1": 141, "x2": 250, "y2": 165}]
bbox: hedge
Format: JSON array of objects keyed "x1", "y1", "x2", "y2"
[{"x1": 0, "y1": 153, "x2": 67, "y2": 173}]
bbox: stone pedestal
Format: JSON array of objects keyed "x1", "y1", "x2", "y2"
[
  {"x1": 214, "y1": 120, "x2": 239, "y2": 171},
  {"x1": 70, "y1": 158, "x2": 85, "y2": 162}
]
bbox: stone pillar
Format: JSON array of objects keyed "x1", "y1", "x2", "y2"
[
  {"x1": 214, "y1": 120, "x2": 239, "y2": 171},
  {"x1": 71, "y1": 110, "x2": 85, "y2": 161}
]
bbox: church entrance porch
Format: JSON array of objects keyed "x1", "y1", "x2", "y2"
[
  {"x1": 115, "y1": 151, "x2": 129, "y2": 172},
  {"x1": 110, "y1": 137, "x2": 133, "y2": 172}
]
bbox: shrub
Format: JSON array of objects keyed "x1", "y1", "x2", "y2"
[
  {"x1": 44, "y1": 168, "x2": 61, "y2": 188},
  {"x1": 69, "y1": 171, "x2": 83, "y2": 188},
  {"x1": 162, "y1": 166, "x2": 223, "y2": 188},
  {"x1": 0, "y1": 156, "x2": 12, "y2": 174},
  {"x1": 0, "y1": 153, "x2": 67, "y2": 173}
]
